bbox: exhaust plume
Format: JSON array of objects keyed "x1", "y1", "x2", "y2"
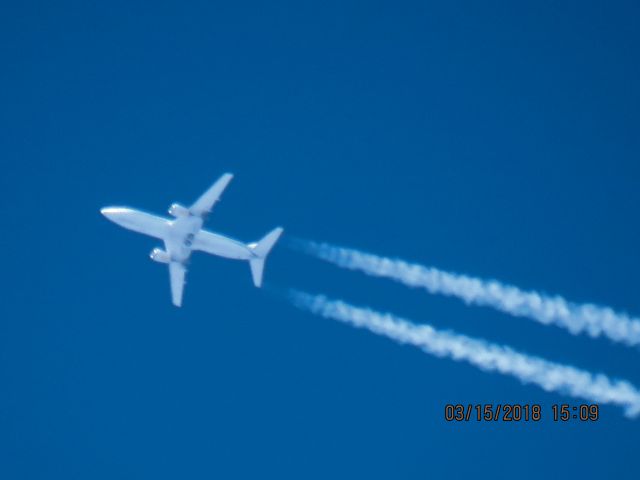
[
  {"x1": 295, "y1": 240, "x2": 640, "y2": 347},
  {"x1": 289, "y1": 290, "x2": 640, "y2": 418}
]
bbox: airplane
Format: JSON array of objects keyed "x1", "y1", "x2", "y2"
[{"x1": 100, "y1": 173, "x2": 283, "y2": 307}]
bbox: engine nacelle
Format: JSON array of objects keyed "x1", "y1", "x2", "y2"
[
  {"x1": 150, "y1": 248, "x2": 171, "y2": 264},
  {"x1": 168, "y1": 203, "x2": 190, "y2": 218}
]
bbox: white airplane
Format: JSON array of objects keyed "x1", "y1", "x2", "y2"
[{"x1": 101, "y1": 173, "x2": 283, "y2": 307}]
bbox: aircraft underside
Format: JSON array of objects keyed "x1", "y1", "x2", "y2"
[{"x1": 101, "y1": 173, "x2": 283, "y2": 306}]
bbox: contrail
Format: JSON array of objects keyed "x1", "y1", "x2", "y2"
[
  {"x1": 293, "y1": 240, "x2": 640, "y2": 347},
  {"x1": 289, "y1": 290, "x2": 640, "y2": 418}
]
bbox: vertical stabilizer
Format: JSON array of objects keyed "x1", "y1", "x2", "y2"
[{"x1": 248, "y1": 227, "x2": 284, "y2": 287}]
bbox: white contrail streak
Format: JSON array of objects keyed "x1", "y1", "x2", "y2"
[
  {"x1": 294, "y1": 240, "x2": 640, "y2": 347},
  {"x1": 289, "y1": 290, "x2": 640, "y2": 417}
]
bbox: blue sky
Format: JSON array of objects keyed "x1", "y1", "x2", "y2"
[{"x1": 2, "y1": 1, "x2": 640, "y2": 478}]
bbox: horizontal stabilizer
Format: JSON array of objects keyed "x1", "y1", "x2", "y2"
[
  {"x1": 249, "y1": 259, "x2": 265, "y2": 288},
  {"x1": 248, "y1": 227, "x2": 284, "y2": 287}
]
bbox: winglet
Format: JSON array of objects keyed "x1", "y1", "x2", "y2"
[{"x1": 248, "y1": 227, "x2": 284, "y2": 287}]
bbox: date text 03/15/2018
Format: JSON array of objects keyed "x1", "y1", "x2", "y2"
[{"x1": 444, "y1": 404, "x2": 600, "y2": 422}]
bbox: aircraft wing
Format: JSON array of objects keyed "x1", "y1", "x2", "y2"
[
  {"x1": 190, "y1": 173, "x2": 234, "y2": 217},
  {"x1": 168, "y1": 261, "x2": 186, "y2": 307}
]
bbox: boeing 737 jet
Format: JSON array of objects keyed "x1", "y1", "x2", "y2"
[{"x1": 101, "y1": 173, "x2": 283, "y2": 307}]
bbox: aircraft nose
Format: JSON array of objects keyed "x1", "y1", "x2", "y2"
[
  {"x1": 101, "y1": 207, "x2": 113, "y2": 218},
  {"x1": 100, "y1": 207, "x2": 125, "y2": 220}
]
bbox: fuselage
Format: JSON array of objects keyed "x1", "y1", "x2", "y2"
[{"x1": 101, "y1": 207, "x2": 254, "y2": 263}]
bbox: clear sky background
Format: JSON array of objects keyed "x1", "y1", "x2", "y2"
[{"x1": 2, "y1": 1, "x2": 640, "y2": 478}]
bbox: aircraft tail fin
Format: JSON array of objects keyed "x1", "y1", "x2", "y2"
[{"x1": 247, "y1": 227, "x2": 284, "y2": 287}]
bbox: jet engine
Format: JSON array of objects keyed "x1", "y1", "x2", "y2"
[
  {"x1": 168, "y1": 203, "x2": 190, "y2": 218},
  {"x1": 150, "y1": 248, "x2": 170, "y2": 264}
]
